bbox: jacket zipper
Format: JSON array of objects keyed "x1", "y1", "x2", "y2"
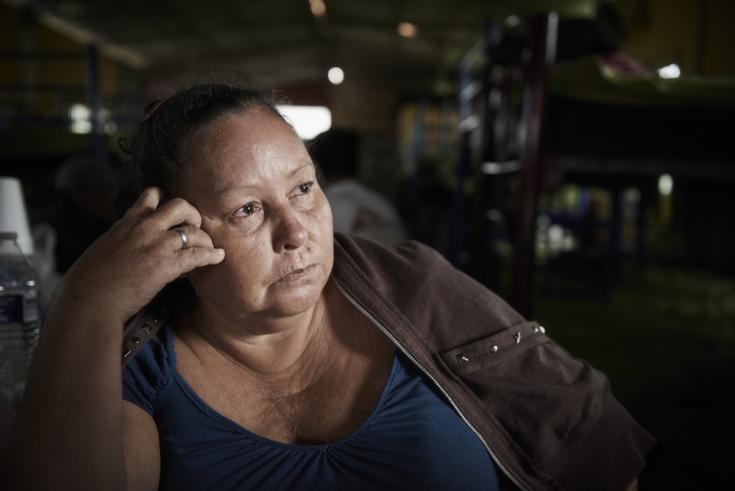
[{"x1": 336, "y1": 282, "x2": 533, "y2": 491}]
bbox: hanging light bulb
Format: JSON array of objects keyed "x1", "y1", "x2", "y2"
[
  {"x1": 327, "y1": 66, "x2": 344, "y2": 85},
  {"x1": 397, "y1": 22, "x2": 418, "y2": 38},
  {"x1": 309, "y1": 0, "x2": 326, "y2": 17}
]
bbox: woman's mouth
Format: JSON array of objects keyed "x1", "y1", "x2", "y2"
[{"x1": 274, "y1": 264, "x2": 318, "y2": 284}]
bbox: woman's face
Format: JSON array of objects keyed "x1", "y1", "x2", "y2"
[{"x1": 178, "y1": 108, "x2": 334, "y2": 325}]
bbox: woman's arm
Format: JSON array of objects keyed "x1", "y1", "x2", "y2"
[
  {"x1": 4, "y1": 304, "x2": 129, "y2": 490},
  {"x1": 1, "y1": 188, "x2": 224, "y2": 490},
  {"x1": 122, "y1": 402, "x2": 160, "y2": 491}
]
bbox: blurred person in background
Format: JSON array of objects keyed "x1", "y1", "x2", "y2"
[
  {"x1": 29, "y1": 154, "x2": 121, "y2": 308},
  {"x1": 309, "y1": 128, "x2": 407, "y2": 245},
  {"x1": 46, "y1": 154, "x2": 120, "y2": 272}
]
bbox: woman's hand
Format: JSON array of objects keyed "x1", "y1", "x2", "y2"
[{"x1": 47, "y1": 187, "x2": 225, "y2": 326}]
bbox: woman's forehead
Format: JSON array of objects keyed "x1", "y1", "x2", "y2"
[
  {"x1": 181, "y1": 110, "x2": 312, "y2": 192},
  {"x1": 198, "y1": 107, "x2": 295, "y2": 143}
]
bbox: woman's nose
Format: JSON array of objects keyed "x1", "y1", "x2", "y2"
[{"x1": 273, "y1": 209, "x2": 308, "y2": 252}]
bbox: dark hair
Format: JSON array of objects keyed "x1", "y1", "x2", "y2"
[
  {"x1": 308, "y1": 128, "x2": 359, "y2": 180},
  {"x1": 121, "y1": 84, "x2": 286, "y2": 202}
]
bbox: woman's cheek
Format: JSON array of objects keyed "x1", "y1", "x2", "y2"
[{"x1": 311, "y1": 193, "x2": 333, "y2": 224}]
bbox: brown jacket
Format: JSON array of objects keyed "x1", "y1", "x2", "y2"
[{"x1": 332, "y1": 234, "x2": 655, "y2": 491}]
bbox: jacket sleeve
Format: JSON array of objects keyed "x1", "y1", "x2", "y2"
[
  {"x1": 334, "y1": 235, "x2": 656, "y2": 491},
  {"x1": 411, "y1": 244, "x2": 656, "y2": 491},
  {"x1": 441, "y1": 329, "x2": 655, "y2": 491}
]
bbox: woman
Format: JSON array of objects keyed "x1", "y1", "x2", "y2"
[{"x1": 3, "y1": 85, "x2": 653, "y2": 490}]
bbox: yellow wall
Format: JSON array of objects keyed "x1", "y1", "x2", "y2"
[{"x1": 0, "y1": 3, "x2": 139, "y2": 118}]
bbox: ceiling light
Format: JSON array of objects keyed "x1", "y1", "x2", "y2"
[
  {"x1": 658, "y1": 174, "x2": 673, "y2": 196},
  {"x1": 69, "y1": 103, "x2": 90, "y2": 121},
  {"x1": 309, "y1": 0, "x2": 326, "y2": 17},
  {"x1": 70, "y1": 120, "x2": 92, "y2": 134},
  {"x1": 327, "y1": 66, "x2": 344, "y2": 85},
  {"x1": 657, "y1": 63, "x2": 681, "y2": 79},
  {"x1": 506, "y1": 15, "x2": 521, "y2": 28},
  {"x1": 276, "y1": 105, "x2": 332, "y2": 140},
  {"x1": 397, "y1": 22, "x2": 418, "y2": 38}
]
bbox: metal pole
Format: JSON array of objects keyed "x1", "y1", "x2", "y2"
[{"x1": 512, "y1": 13, "x2": 558, "y2": 318}]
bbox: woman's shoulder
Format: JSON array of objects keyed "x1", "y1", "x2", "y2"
[
  {"x1": 333, "y1": 233, "x2": 448, "y2": 281},
  {"x1": 122, "y1": 325, "x2": 176, "y2": 415},
  {"x1": 333, "y1": 233, "x2": 526, "y2": 325},
  {"x1": 332, "y1": 233, "x2": 529, "y2": 356}
]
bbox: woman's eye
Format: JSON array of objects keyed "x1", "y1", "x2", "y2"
[
  {"x1": 236, "y1": 201, "x2": 260, "y2": 217},
  {"x1": 298, "y1": 181, "x2": 314, "y2": 194}
]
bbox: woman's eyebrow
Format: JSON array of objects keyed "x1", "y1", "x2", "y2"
[
  {"x1": 288, "y1": 162, "x2": 313, "y2": 177},
  {"x1": 214, "y1": 162, "x2": 313, "y2": 196}
]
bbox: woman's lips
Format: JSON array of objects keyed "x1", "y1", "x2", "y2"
[{"x1": 274, "y1": 264, "x2": 318, "y2": 284}]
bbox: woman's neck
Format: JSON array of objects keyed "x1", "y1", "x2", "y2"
[{"x1": 177, "y1": 280, "x2": 343, "y2": 384}]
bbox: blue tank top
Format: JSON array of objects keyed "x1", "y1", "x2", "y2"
[{"x1": 122, "y1": 326, "x2": 499, "y2": 490}]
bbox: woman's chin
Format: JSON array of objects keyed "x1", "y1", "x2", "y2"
[{"x1": 262, "y1": 282, "x2": 325, "y2": 318}]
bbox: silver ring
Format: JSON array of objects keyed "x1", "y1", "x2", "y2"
[{"x1": 175, "y1": 228, "x2": 189, "y2": 249}]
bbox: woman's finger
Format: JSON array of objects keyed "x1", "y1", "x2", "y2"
[
  {"x1": 147, "y1": 197, "x2": 203, "y2": 230},
  {"x1": 176, "y1": 246, "x2": 226, "y2": 273},
  {"x1": 125, "y1": 187, "x2": 162, "y2": 218},
  {"x1": 166, "y1": 225, "x2": 214, "y2": 252}
]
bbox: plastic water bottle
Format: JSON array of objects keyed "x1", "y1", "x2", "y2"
[{"x1": 0, "y1": 231, "x2": 40, "y2": 413}]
